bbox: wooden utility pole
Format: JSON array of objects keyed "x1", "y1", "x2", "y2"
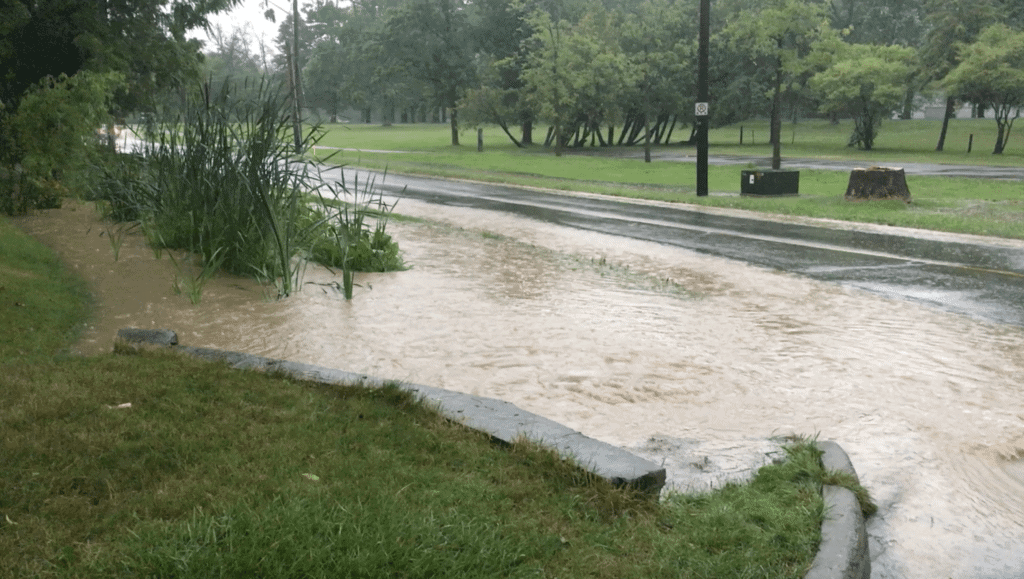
[
  {"x1": 696, "y1": 0, "x2": 709, "y2": 196},
  {"x1": 291, "y1": 0, "x2": 303, "y2": 154}
]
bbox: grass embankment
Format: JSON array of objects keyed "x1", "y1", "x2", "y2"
[
  {"x1": 312, "y1": 120, "x2": 1024, "y2": 240},
  {"x1": 0, "y1": 214, "x2": 862, "y2": 577}
]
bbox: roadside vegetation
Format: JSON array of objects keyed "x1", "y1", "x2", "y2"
[
  {"x1": 311, "y1": 121, "x2": 1024, "y2": 240},
  {"x1": 0, "y1": 206, "x2": 880, "y2": 579},
  {"x1": 89, "y1": 80, "x2": 403, "y2": 301}
]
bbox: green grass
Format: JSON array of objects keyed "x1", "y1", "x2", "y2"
[
  {"x1": 0, "y1": 219, "x2": 90, "y2": 362},
  {"x1": 311, "y1": 121, "x2": 1024, "y2": 240},
  {"x1": 709, "y1": 118, "x2": 1024, "y2": 164},
  {"x1": 315, "y1": 118, "x2": 1023, "y2": 164},
  {"x1": 1, "y1": 216, "x2": 858, "y2": 578}
]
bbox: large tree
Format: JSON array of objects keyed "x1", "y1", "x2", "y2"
[
  {"x1": 917, "y1": 0, "x2": 997, "y2": 151},
  {"x1": 1, "y1": 0, "x2": 238, "y2": 115},
  {"x1": 377, "y1": 0, "x2": 476, "y2": 145},
  {"x1": 203, "y1": 24, "x2": 267, "y2": 104},
  {"x1": 459, "y1": 0, "x2": 536, "y2": 146},
  {"x1": 944, "y1": 23, "x2": 1024, "y2": 154},
  {"x1": 1, "y1": 0, "x2": 238, "y2": 213},
  {"x1": 300, "y1": 1, "x2": 348, "y2": 122},
  {"x1": 618, "y1": 0, "x2": 696, "y2": 151},
  {"x1": 298, "y1": 0, "x2": 406, "y2": 125},
  {"x1": 519, "y1": 0, "x2": 640, "y2": 154},
  {"x1": 828, "y1": 0, "x2": 928, "y2": 47},
  {"x1": 810, "y1": 42, "x2": 916, "y2": 150},
  {"x1": 724, "y1": 0, "x2": 836, "y2": 168}
]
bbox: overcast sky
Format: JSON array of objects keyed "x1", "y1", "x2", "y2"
[{"x1": 190, "y1": 0, "x2": 284, "y2": 53}]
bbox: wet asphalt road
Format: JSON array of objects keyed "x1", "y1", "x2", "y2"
[{"x1": 330, "y1": 167, "x2": 1024, "y2": 329}]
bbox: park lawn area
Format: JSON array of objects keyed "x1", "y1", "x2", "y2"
[
  {"x1": 0, "y1": 215, "x2": 859, "y2": 578},
  {"x1": 708, "y1": 117, "x2": 1024, "y2": 163},
  {"x1": 311, "y1": 120, "x2": 1024, "y2": 240}
]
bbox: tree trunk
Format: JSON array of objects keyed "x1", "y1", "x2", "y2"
[
  {"x1": 901, "y1": 87, "x2": 915, "y2": 120},
  {"x1": 573, "y1": 123, "x2": 586, "y2": 147},
  {"x1": 652, "y1": 114, "x2": 666, "y2": 144},
  {"x1": 617, "y1": 112, "x2": 634, "y2": 145},
  {"x1": 644, "y1": 115, "x2": 651, "y2": 163},
  {"x1": 626, "y1": 115, "x2": 645, "y2": 146},
  {"x1": 521, "y1": 120, "x2": 533, "y2": 145},
  {"x1": 291, "y1": 0, "x2": 304, "y2": 154},
  {"x1": 845, "y1": 167, "x2": 911, "y2": 202},
  {"x1": 682, "y1": 126, "x2": 698, "y2": 145},
  {"x1": 935, "y1": 96, "x2": 955, "y2": 151},
  {"x1": 285, "y1": 48, "x2": 302, "y2": 152},
  {"x1": 770, "y1": 51, "x2": 783, "y2": 170},
  {"x1": 497, "y1": 120, "x2": 522, "y2": 148},
  {"x1": 450, "y1": 107, "x2": 459, "y2": 146},
  {"x1": 994, "y1": 122, "x2": 1005, "y2": 154}
]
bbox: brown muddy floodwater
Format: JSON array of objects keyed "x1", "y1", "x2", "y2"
[{"x1": 15, "y1": 198, "x2": 1024, "y2": 579}]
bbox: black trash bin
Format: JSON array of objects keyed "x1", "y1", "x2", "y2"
[{"x1": 740, "y1": 169, "x2": 799, "y2": 197}]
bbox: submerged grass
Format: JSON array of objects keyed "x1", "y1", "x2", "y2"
[
  {"x1": 1, "y1": 217, "x2": 853, "y2": 578},
  {"x1": 312, "y1": 122, "x2": 1024, "y2": 241}
]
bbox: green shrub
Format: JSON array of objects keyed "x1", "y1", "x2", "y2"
[
  {"x1": 1, "y1": 71, "x2": 123, "y2": 215},
  {"x1": 92, "y1": 78, "x2": 403, "y2": 299}
]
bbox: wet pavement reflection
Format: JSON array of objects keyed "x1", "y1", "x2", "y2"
[{"x1": 14, "y1": 200, "x2": 1024, "y2": 579}]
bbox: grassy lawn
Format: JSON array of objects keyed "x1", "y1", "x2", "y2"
[
  {"x1": 0, "y1": 214, "x2": 871, "y2": 578},
  {"x1": 708, "y1": 117, "x2": 1023, "y2": 164},
  {"x1": 311, "y1": 120, "x2": 1024, "y2": 240}
]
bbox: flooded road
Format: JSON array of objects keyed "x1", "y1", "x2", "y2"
[
  {"x1": 336, "y1": 167, "x2": 1024, "y2": 328},
  {"x1": 15, "y1": 199, "x2": 1024, "y2": 579}
]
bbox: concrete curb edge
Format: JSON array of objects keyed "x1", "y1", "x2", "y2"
[
  {"x1": 116, "y1": 328, "x2": 871, "y2": 579},
  {"x1": 804, "y1": 441, "x2": 871, "y2": 579},
  {"x1": 116, "y1": 328, "x2": 667, "y2": 497}
]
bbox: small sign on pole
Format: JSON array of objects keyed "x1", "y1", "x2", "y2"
[{"x1": 695, "y1": 102, "x2": 709, "y2": 117}]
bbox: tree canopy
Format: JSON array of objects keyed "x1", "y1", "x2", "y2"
[
  {"x1": 1, "y1": 0, "x2": 239, "y2": 114},
  {"x1": 254, "y1": 0, "x2": 1019, "y2": 155},
  {"x1": 1, "y1": 0, "x2": 240, "y2": 214},
  {"x1": 810, "y1": 42, "x2": 917, "y2": 150},
  {"x1": 944, "y1": 23, "x2": 1024, "y2": 153}
]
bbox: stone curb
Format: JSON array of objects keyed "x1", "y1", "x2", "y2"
[
  {"x1": 804, "y1": 441, "x2": 871, "y2": 579},
  {"x1": 116, "y1": 328, "x2": 870, "y2": 578},
  {"x1": 116, "y1": 328, "x2": 667, "y2": 497}
]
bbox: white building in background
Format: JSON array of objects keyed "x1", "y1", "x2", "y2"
[{"x1": 902, "y1": 93, "x2": 984, "y2": 120}]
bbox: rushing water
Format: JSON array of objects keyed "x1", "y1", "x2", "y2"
[{"x1": 15, "y1": 198, "x2": 1024, "y2": 579}]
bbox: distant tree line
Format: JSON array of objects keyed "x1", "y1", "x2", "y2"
[
  {"x1": 3, "y1": 0, "x2": 1024, "y2": 214},
  {"x1": 230, "y1": 0, "x2": 1023, "y2": 154}
]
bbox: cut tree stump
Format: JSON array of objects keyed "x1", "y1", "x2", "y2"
[{"x1": 845, "y1": 167, "x2": 911, "y2": 203}]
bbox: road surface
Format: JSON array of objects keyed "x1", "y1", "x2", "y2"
[{"x1": 328, "y1": 167, "x2": 1024, "y2": 328}]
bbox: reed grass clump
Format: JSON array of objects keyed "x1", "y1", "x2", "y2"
[
  {"x1": 91, "y1": 79, "x2": 403, "y2": 299},
  {"x1": 310, "y1": 172, "x2": 404, "y2": 298}
]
